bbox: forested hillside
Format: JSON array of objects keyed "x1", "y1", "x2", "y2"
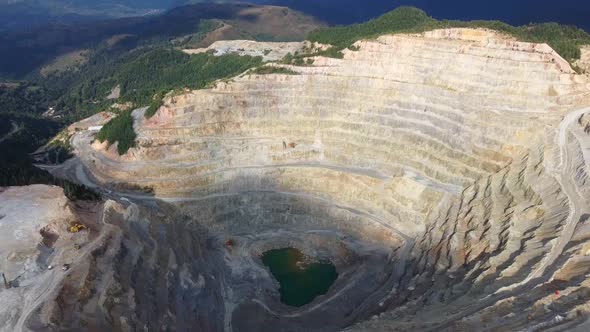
[
  {"x1": 0, "y1": 3, "x2": 320, "y2": 79},
  {"x1": 0, "y1": 113, "x2": 99, "y2": 200},
  {"x1": 95, "y1": 51, "x2": 262, "y2": 154}
]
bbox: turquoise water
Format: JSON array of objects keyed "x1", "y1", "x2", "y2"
[{"x1": 261, "y1": 248, "x2": 338, "y2": 307}]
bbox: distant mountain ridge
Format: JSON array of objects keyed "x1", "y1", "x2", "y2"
[
  {"x1": 0, "y1": 0, "x2": 168, "y2": 31},
  {"x1": 0, "y1": 2, "x2": 322, "y2": 78},
  {"x1": 3, "y1": 0, "x2": 590, "y2": 34}
]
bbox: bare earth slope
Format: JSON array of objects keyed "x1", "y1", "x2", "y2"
[
  {"x1": 25, "y1": 28, "x2": 590, "y2": 331},
  {"x1": 0, "y1": 185, "x2": 107, "y2": 332}
]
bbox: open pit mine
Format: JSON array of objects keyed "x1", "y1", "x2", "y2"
[{"x1": 3, "y1": 28, "x2": 590, "y2": 331}]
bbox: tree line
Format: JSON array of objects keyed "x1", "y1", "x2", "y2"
[{"x1": 307, "y1": 6, "x2": 590, "y2": 62}]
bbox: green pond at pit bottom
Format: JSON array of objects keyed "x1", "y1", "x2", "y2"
[{"x1": 261, "y1": 248, "x2": 338, "y2": 307}]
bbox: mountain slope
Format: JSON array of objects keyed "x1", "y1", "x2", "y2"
[{"x1": 0, "y1": 3, "x2": 323, "y2": 79}]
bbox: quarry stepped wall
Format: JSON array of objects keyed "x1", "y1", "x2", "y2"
[
  {"x1": 352, "y1": 106, "x2": 590, "y2": 331},
  {"x1": 84, "y1": 29, "x2": 587, "y2": 238},
  {"x1": 57, "y1": 28, "x2": 590, "y2": 331}
]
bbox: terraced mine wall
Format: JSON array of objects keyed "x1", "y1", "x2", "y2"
[
  {"x1": 87, "y1": 29, "x2": 584, "y2": 235},
  {"x1": 35, "y1": 28, "x2": 590, "y2": 331}
]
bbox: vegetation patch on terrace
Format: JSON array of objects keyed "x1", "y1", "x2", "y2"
[
  {"x1": 96, "y1": 110, "x2": 136, "y2": 155},
  {"x1": 67, "y1": 49, "x2": 264, "y2": 121},
  {"x1": 307, "y1": 7, "x2": 590, "y2": 62},
  {"x1": 250, "y1": 66, "x2": 299, "y2": 75},
  {"x1": 144, "y1": 98, "x2": 164, "y2": 119},
  {"x1": 114, "y1": 50, "x2": 262, "y2": 107}
]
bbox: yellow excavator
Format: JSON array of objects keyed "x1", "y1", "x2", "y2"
[{"x1": 69, "y1": 223, "x2": 86, "y2": 233}]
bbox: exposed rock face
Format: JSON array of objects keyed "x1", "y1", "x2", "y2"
[
  {"x1": 183, "y1": 40, "x2": 330, "y2": 61},
  {"x1": 41, "y1": 29, "x2": 590, "y2": 330},
  {"x1": 183, "y1": 40, "x2": 309, "y2": 61}
]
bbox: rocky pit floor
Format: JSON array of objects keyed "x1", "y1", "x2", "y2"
[{"x1": 30, "y1": 128, "x2": 407, "y2": 331}]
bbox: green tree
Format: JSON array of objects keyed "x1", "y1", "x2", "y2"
[{"x1": 96, "y1": 110, "x2": 136, "y2": 155}]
